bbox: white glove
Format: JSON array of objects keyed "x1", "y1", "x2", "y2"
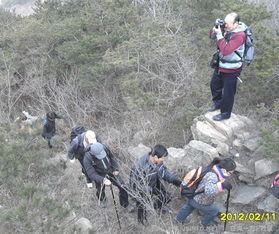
[{"x1": 103, "y1": 178, "x2": 111, "y2": 186}]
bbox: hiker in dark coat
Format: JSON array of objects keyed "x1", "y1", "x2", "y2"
[
  {"x1": 130, "y1": 144, "x2": 182, "y2": 224},
  {"x1": 176, "y1": 157, "x2": 236, "y2": 228},
  {"x1": 83, "y1": 142, "x2": 134, "y2": 212},
  {"x1": 67, "y1": 130, "x2": 100, "y2": 188},
  {"x1": 42, "y1": 112, "x2": 64, "y2": 148}
]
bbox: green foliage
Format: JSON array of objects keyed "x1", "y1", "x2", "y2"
[
  {"x1": 259, "y1": 100, "x2": 279, "y2": 161},
  {"x1": 0, "y1": 122, "x2": 71, "y2": 233}
]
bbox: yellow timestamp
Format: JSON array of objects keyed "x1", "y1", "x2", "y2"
[{"x1": 220, "y1": 212, "x2": 277, "y2": 221}]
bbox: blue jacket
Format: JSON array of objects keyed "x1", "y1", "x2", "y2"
[
  {"x1": 42, "y1": 113, "x2": 64, "y2": 139},
  {"x1": 130, "y1": 153, "x2": 178, "y2": 192}
]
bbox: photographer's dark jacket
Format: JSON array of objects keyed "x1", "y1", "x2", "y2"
[
  {"x1": 83, "y1": 145, "x2": 118, "y2": 184},
  {"x1": 130, "y1": 153, "x2": 178, "y2": 192},
  {"x1": 42, "y1": 113, "x2": 64, "y2": 139}
]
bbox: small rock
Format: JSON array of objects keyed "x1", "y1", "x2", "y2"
[{"x1": 75, "y1": 217, "x2": 93, "y2": 233}]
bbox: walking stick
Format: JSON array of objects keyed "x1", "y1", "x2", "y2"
[
  {"x1": 110, "y1": 185, "x2": 122, "y2": 229},
  {"x1": 224, "y1": 189, "x2": 231, "y2": 231}
]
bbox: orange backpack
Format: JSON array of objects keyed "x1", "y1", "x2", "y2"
[{"x1": 180, "y1": 166, "x2": 209, "y2": 199}]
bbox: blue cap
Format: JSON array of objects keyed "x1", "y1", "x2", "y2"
[{"x1": 90, "y1": 143, "x2": 107, "y2": 160}]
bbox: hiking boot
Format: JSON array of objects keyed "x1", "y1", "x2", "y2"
[
  {"x1": 86, "y1": 183, "x2": 93, "y2": 188},
  {"x1": 125, "y1": 204, "x2": 135, "y2": 213},
  {"x1": 213, "y1": 113, "x2": 230, "y2": 121},
  {"x1": 160, "y1": 206, "x2": 172, "y2": 214},
  {"x1": 99, "y1": 199, "x2": 107, "y2": 208},
  {"x1": 208, "y1": 104, "x2": 220, "y2": 112}
]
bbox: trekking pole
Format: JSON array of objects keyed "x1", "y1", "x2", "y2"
[
  {"x1": 110, "y1": 182, "x2": 121, "y2": 229},
  {"x1": 224, "y1": 189, "x2": 231, "y2": 231}
]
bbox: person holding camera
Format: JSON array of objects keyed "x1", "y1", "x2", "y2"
[{"x1": 208, "y1": 12, "x2": 247, "y2": 121}]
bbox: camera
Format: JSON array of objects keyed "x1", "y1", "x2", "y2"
[{"x1": 215, "y1": 19, "x2": 226, "y2": 29}]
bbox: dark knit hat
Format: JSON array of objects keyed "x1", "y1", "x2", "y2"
[{"x1": 218, "y1": 158, "x2": 236, "y2": 171}]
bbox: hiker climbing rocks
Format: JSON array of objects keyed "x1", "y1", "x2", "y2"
[
  {"x1": 208, "y1": 12, "x2": 247, "y2": 121},
  {"x1": 176, "y1": 157, "x2": 236, "y2": 228},
  {"x1": 83, "y1": 142, "x2": 135, "y2": 212},
  {"x1": 67, "y1": 130, "x2": 99, "y2": 188},
  {"x1": 130, "y1": 144, "x2": 182, "y2": 224},
  {"x1": 42, "y1": 111, "x2": 64, "y2": 148}
]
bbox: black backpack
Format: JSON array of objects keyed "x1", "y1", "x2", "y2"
[{"x1": 70, "y1": 125, "x2": 85, "y2": 143}]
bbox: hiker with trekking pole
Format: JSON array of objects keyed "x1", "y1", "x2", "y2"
[
  {"x1": 176, "y1": 157, "x2": 236, "y2": 229},
  {"x1": 67, "y1": 129, "x2": 100, "y2": 188},
  {"x1": 83, "y1": 142, "x2": 135, "y2": 212}
]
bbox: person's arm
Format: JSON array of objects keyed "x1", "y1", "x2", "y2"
[
  {"x1": 158, "y1": 164, "x2": 181, "y2": 186},
  {"x1": 217, "y1": 32, "x2": 246, "y2": 56},
  {"x1": 67, "y1": 138, "x2": 78, "y2": 160},
  {"x1": 83, "y1": 153, "x2": 105, "y2": 183},
  {"x1": 54, "y1": 113, "x2": 64, "y2": 119}
]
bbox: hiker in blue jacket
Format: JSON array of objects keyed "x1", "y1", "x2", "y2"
[
  {"x1": 130, "y1": 144, "x2": 182, "y2": 224},
  {"x1": 176, "y1": 157, "x2": 236, "y2": 228},
  {"x1": 42, "y1": 111, "x2": 64, "y2": 148}
]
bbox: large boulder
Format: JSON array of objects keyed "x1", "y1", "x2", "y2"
[
  {"x1": 257, "y1": 195, "x2": 279, "y2": 212},
  {"x1": 191, "y1": 120, "x2": 228, "y2": 144},
  {"x1": 127, "y1": 144, "x2": 151, "y2": 160},
  {"x1": 232, "y1": 184, "x2": 266, "y2": 205},
  {"x1": 255, "y1": 159, "x2": 279, "y2": 180}
]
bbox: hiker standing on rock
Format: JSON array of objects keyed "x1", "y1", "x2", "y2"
[
  {"x1": 42, "y1": 111, "x2": 64, "y2": 148},
  {"x1": 83, "y1": 142, "x2": 135, "y2": 212},
  {"x1": 130, "y1": 144, "x2": 182, "y2": 224},
  {"x1": 208, "y1": 12, "x2": 247, "y2": 121},
  {"x1": 67, "y1": 130, "x2": 100, "y2": 188},
  {"x1": 176, "y1": 157, "x2": 236, "y2": 228}
]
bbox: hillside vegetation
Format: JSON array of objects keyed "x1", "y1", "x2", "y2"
[{"x1": 0, "y1": 0, "x2": 278, "y2": 233}]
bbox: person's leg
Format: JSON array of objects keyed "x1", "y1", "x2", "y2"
[
  {"x1": 210, "y1": 69, "x2": 223, "y2": 108},
  {"x1": 110, "y1": 175, "x2": 129, "y2": 208},
  {"x1": 47, "y1": 137, "x2": 52, "y2": 148},
  {"x1": 78, "y1": 157, "x2": 91, "y2": 184},
  {"x1": 220, "y1": 71, "x2": 239, "y2": 118},
  {"x1": 95, "y1": 181, "x2": 106, "y2": 202},
  {"x1": 189, "y1": 199, "x2": 219, "y2": 227},
  {"x1": 176, "y1": 199, "x2": 195, "y2": 222},
  {"x1": 136, "y1": 201, "x2": 147, "y2": 224},
  {"x1": 153, "y1": 181, "x2": 171, "y2": 210}
]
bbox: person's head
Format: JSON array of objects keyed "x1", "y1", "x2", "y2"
[
  {"x1": 89, "y1": 142, "x2": 107, "y2": 159},
  {"x1": 150, "y1": 144, "x2": 168, "y2": 164},
  {"x1": 218, "y1": 157, "x2": 236, "y2": 176},
  {"x1": 84, "y1": 130, "x2": 97, "y2": 144},
  {"x1": 224, "y1": 12, "x2": 240, "y2": 32},
  {"x1": 46, "y1": 112, "x2": 56, "y2": 121}
]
